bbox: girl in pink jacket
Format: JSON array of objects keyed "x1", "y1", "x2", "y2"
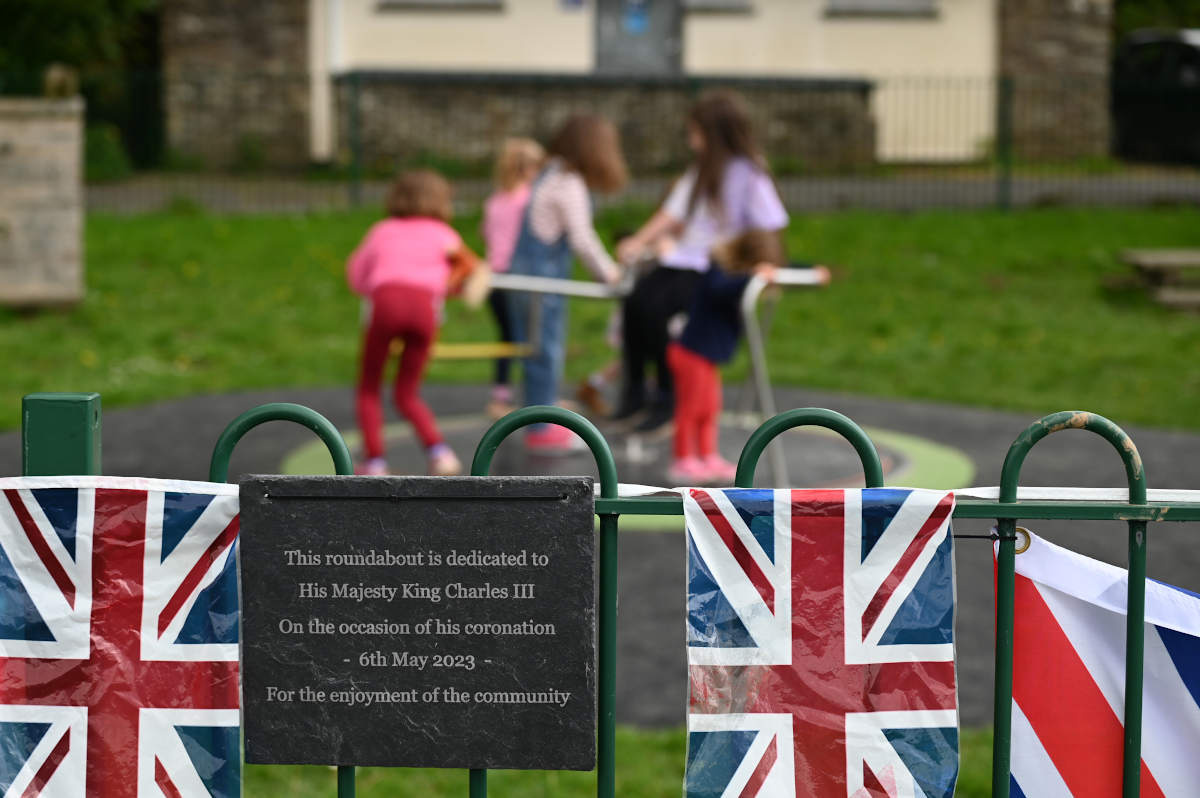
[{"x1": 346, "y1": 170, "x2": 479, "y2": 476}]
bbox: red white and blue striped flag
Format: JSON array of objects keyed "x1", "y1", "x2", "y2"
[
  {"x1": 0, "y1": 477, "x2": 241, "y2": 798},
  {"x1": 684, "y1": 488, "x2": 959, "y2": 797},
  {"x1": 1006, "y1": 531, "x2": 1200, "y2": 797}
]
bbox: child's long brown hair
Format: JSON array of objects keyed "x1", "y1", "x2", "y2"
[
  {"x1": 687, "y1": 90, "x2": 767, "y2": 217},
  {"x1": 711, "y1": 229, "x2": 785, "y2": 275},
  {"x1": 548, "y1": 114, "x2": 628, "y2": 193},
  {"x1": 386, "y1": 169, "x2": 453, "y2": 221}
]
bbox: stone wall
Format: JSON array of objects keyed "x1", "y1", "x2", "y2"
[
  {"x1": 0, "y1": 98, "x2": 84, "y2": 307},
  {"x1": 336, "y1": 73, "x2": 876, "y2": 176},
  {"x1": 999, "y1": 0, "x2": 1114, "y2": 160},
  {"x1": 161, "y1": 0, "x2": 309, "y2": 169}
]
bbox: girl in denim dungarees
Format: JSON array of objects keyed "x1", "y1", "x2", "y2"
[{"x1": 507, "y1": 115, "x2": 628, "y2": 454}]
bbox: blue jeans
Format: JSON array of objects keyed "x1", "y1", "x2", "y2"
[{"x1": 509, "y1": 290, "x2": 566, "y2": 410}]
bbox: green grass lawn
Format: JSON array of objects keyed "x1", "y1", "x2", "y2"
[
  {"x1": 245, "y1": 726, "x2": 994, "y2": 796},
  {"x1": 1, "y1": 204, "x2": 1197, "y2": 433}
]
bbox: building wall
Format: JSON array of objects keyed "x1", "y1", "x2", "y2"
[
  {"x1": 336, "y1": 74, "x2": 876, "y2": 176},
  {"x1": 999, "y1": 0, "x2": 1113, "y2": 159},
  {"x1": 161, "y1": 0, "x2": 1113, "y2": 169},
  {"x1": 686, "y1": 0, "x2": 998, "y2": 161},
  {"x1": 0, "y1": 98, "x2": 84, "y2": 306},
  {"x1": 162, "y1": 0, "x2": 310, "y2": 169},
  {"x1": 309, "y1": 0, "x2": 594, "y2": 160},
  {"x1": 323, "y1": 0, "x2": 1000, "y2": 164},
  {"x1": 684, "y1": 0, "x2": 995, "y2": 76},
  {"x1": 337, "y1": 0, "x2": 594, "y2": 72}
]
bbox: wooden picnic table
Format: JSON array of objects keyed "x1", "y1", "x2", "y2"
[{"x1": 1122, "y1": 249, "x2": 1200, "y2": 309}]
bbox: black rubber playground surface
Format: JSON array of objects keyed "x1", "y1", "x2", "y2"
[{"x1": 2, "y1": 384, "x2": 1198, "y2": 727}]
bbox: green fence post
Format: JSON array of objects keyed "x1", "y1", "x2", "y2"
[
  {"x1": 208, "y1": 402, "x2": 355, "y2": 798},
  {"x1": 348, "y1": 71, "x2": 363, "y2": 208},
  {"x1": 22, "y1": 393, "x2": 101, "y2": 476},
  {"x1": 995, "y1": 74, "x2": 1014, "y2": 211},
  {"x1": 734, "y1": 408, "x2": 884, "y2": 489},
  {"x1": 993, "y1": 411, "x2": 1147, "y2": 798},
  {"x1": 472, "y1": 406, "x2": 620, "y2": 798}
]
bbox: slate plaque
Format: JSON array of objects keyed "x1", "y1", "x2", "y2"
[{"x1": 238, "y1": 476, "x2": 596, "y2": 770}]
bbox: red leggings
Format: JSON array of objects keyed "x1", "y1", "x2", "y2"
[
  {"x1": 356, "y1": 283, "x2": 443, "y2": 459},
  {"x1": 667, "y1": 342, "x2": 721, "y2": 459}
]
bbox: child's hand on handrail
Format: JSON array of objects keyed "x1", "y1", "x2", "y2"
[
  {"x1": 616, "y1": 236, "x2": 645, "y2": 266},
  {"x1": 753, "y1": 263, "x2": 779, "y2": 284}
]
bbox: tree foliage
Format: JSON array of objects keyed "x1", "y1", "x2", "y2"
[
  {"x1": 0, "y1": 0, "x2": 158, "y2": 75},
  {"x1": 1115, "y1": 0, "x2": 1200, "y2": 41}
]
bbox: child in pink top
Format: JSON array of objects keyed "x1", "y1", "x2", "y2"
[
  {"x1": 480, "y1": 138, "x2": 544, "y2": 418},
  {"x1": 347, "y1": 170, "x2": 479, "y2": 476}
]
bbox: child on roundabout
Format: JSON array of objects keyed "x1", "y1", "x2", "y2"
[
  {"x1": 346, "y1": 170, "x2": 480, "y2": 476},
  {"x1": 616, "y1": 90, "x2": 788, "y2": 433},
  {"x1": 507, "y1": 114, "x2": 628, "y2": 454},
  {"x1": 481, "y1": 137, "x2": 545, "y2": 419},
  {"x1": 668, "y1": 229, "x2": 825, "y2": 485}
]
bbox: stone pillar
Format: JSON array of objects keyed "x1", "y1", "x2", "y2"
[
  {"x1": 161, "y1": 0, "x2": 310, "y2": 169},
  {"x1": 0, "y1": 98, "x2": 84, "y2": 307},
  {"x1": 998, "y1": 0, "x2": 1114, "y2": 160}
]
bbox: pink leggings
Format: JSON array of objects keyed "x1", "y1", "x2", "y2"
[
  {"x1": 356, "y1": 283, "x2": 443, "y2": 459},
  {"x1": 667, "y1": 342, "x2": 721, "y2": 459}
]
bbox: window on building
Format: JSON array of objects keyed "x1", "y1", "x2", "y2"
[
  {"x1": 825, "y1": 0, "x2": 937, "y2": 18},
  {"x1": 683, "y1": 0, "x2": 753, "y2": 11},
  {"x1": 376, "y1": 0, "x2": 503, "y2": 10}
]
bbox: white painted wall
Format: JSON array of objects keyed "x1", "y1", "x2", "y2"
[
  {"x1": 685, "y1": 0, "x2": 998, "y2": 160},
  {"x1": 338, "y1": 0, "x2": 593, "y2": 72}
]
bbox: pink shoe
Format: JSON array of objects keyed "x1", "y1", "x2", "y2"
[
  {"x1": 355, "y1": 457, "x2": 388, "y2": 476},
  {"x1": 701, "y1": 454, "x2": 738, "y2": 485},
  {"x1": 668, "y1": 456, "x2": 710, "y2": 485},
  {"x1": 525, "y1": 425, "x2": 586, "y2": 455},
  {"x1": 429, "y1": 450, "x2": 462, "y2": 476}
]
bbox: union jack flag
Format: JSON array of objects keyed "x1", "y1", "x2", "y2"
[
  {"x1": 683, "y1": 488, "x2": 959, "y2": 797},
  {"x1": 0, "y1": 477, "x2": 241, "y2": 798}
]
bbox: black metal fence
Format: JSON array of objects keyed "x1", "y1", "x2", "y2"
[{"x1": 5, "y1": 69, "x2": 1199, "y2": 214}]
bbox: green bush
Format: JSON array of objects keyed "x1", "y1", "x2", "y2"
[
  {"x1": 163, "y1": 147, "x2": 207, "y2": 172},
  {"x1": 84, "y1": 124, "x2": 132, "y2": 183},
  {"x1": 232, "y1": 134, "x2": 267, "y2": 174}
]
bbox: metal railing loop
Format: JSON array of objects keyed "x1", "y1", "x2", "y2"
[
  {"x1": 206, "y1": 402, "x2": 356, "y2": 796},
  {"x1": 998, "y1": 410, "x2": 1146, "y2": 504},
  {"x1": 208, "y1": 402, "x2": 352, "y2": 482},
  {"x1": 733, "y1": 407, "x2": 885, "y2": 488},
  {"x1": 991, "y1": 410, "x2": 1148, "y2": 798},
  {"x1": 472, "y1": 406, "x2": 619, "y2": 500}
]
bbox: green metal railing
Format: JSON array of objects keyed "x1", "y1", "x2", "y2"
[
  {"x1": 470, "y1": 406, "x2": 619, "y2": 798},
  {"x1": 990, "y1": 411, "x2": 1149, "y2": 798},
  {"x1": 208, "y1": 402, "x2": 358, "y2": 797},
  {"x1": 21, "y1": 394, "x2": 1200, "y2": 797}
]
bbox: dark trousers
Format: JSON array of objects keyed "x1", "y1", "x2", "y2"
[
  {"x1": 620, "y1": 264, "x2": 703, "y2": 411},
  {"x1": 487, "y1": 289, "x2": 515, "y2": 387}
]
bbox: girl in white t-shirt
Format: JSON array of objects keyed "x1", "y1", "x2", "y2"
[{"x1": 615, "y1": 90, "x2": 788, "y2": 432}]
